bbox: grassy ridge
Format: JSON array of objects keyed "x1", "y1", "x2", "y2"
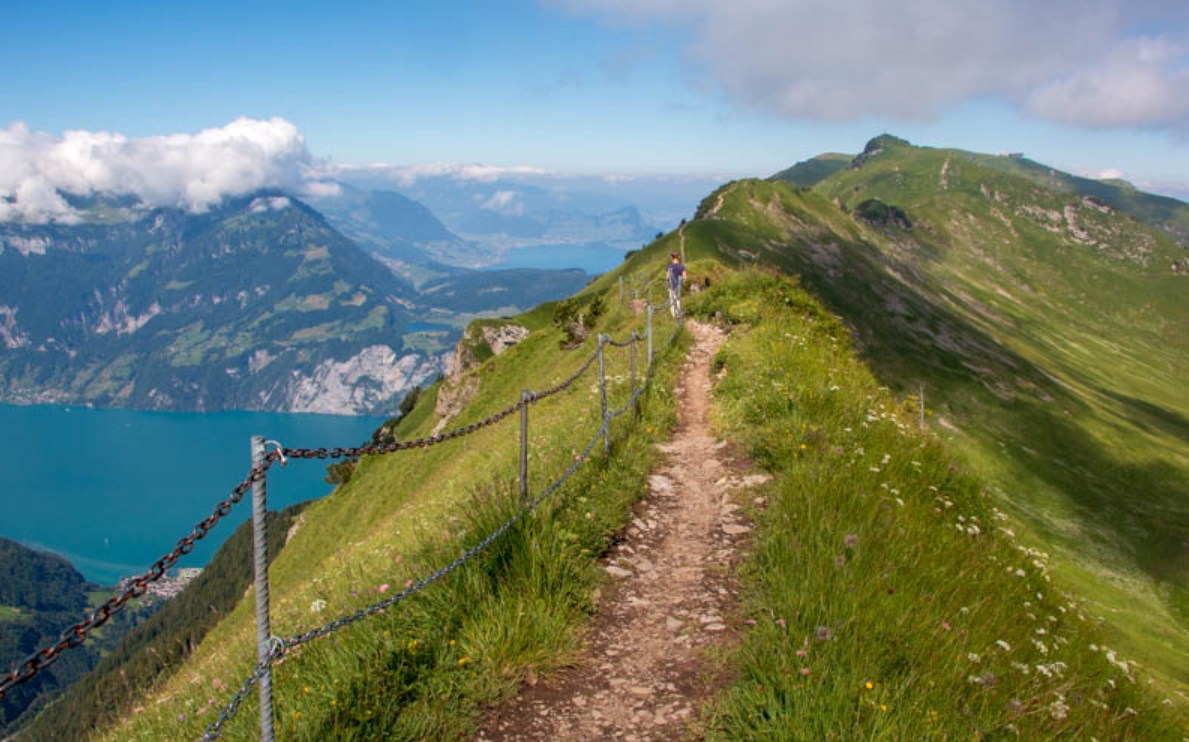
[
  {"x1": 687, "y1": 271, "x2": 1186, "y2": 738},
  {"x1": 103, "y1": 246, "x2": 689, "y2": 739},
  {"x1": 696, "y1": 169, "x2": 1189, "y2": 691}
]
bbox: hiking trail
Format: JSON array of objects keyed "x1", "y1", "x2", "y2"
[{"x1": 478, "y1": 320, "x2": 769, "y2": 740}]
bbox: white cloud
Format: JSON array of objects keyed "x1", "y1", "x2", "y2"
[
  {"x1": 479, "y1": 190, "x2": 525, "y2": 216},
  {"x1": 1093, "y1": 167, "x2": 1128, "y2": 180},
  {"x1": 323, "y1": 162, "x2": 550, "y2": 188},
  {"x1": 1028, "y1": 37, "x2": 1189, "y2": 127},
  {"x1": 549, "y1": 0, "x2": 1189, "y2": 130},
  {"x1": 0, "y1": 117, "x2": 339, "y2": 223}
]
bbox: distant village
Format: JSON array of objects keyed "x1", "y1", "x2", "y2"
[{"x1": 117, "y1": 567, "x2": 202, "y2": 601}]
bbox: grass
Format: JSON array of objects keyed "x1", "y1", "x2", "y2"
[
  {"x1": 100, "y1": 246, "x2": 690, "y2": 740},
  {"x1": 686, "y1": 270, "x2": 1188, "y2": 738}
]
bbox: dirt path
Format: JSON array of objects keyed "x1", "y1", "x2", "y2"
[{"x1": 478, "y1": 320, "x2": 768, "y2": 741}]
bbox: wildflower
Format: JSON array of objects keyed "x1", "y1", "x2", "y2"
[
  {"x1": 865, "y1": 681, "x2": 874, "y2": 690},
  {"x1": 378, "y1": 584, "x2": 390, "y2": 593},
  {"x1": 795, "y1": 649, "x2": 808, "y2": 657},
  {"x1": 968, "y1": 653, "x2": 981, "y2": 664},
  {"x1": 799, "y1": 668, "x2": 812, "y2": 676},
  {"x1": 941, "y1": 622, "x2": 952, "y2": 631},
  {"x1": 880, "y1": 704, "x2": 888, "y2": 711},
  {"x1": 775, "y1": 618, "x2": 786, "y2": 627},
  {"x1": 459, "y1": 657, "x2": 472, "y2": 665},
  {"x1": 310, "y1": 598, "x2": 327, "y2": 613},
  {"x1": 815, "y1": 626, "x2": 833, "y2": 641},
  {"x1": 745, "y1": 619, "x2": 757, "y2": 625},
  {"x1": 405, "y1": 579, "x2": 414, "y2": 589},
  {"x1": 844, "y1": 533, "x2": 859, "y2": 549},
  {"x1": 833, "y1": 555, "x2": 846, "y2": 568},
  {"x1": 996, "y1": 640, "x2": 1012, "y2": 651}
]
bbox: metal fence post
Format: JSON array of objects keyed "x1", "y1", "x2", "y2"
[
  {"x1": 619, "y1": 276, "x2": 624, "y2": 305},
  {"x1": 629, "y1": 332, "x2": 637, "y2": 419},
  {"x1": 250, "y1": 436, "x2": 275, "y2": 742},
  {"x1": 520, "y1": 390, "x2": 530, "y2": 507},
  {"x1": 646, "y1": 304, "x2": 654, "y2": 375},
  {"x1": 598, "y1": 335, "x2": 609, "y2": 456}
]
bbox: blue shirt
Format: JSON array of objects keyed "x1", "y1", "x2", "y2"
[{"x1": 667, "y1": 261, "x2": 685, "y2": 289}]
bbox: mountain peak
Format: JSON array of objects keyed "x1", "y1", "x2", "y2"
[
  {"x1": 851, "y1": 134, "x2": 912, "y2": 169},
  {"x1": 862, "y1": 133, "x2": 911, "y2": 153}
]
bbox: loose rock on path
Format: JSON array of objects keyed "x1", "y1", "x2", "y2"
[{"x1": 478, "y1": 320, "x2": 770, "y2": 741}]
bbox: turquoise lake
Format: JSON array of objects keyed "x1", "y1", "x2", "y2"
[{"x1": 0, "y1": 404, "x2": 384, "y2": 586}]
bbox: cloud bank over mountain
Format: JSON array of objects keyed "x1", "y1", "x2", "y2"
[
  {"x1": 0, "y1": 117, "x2": 339, "y2": 223},
  {"x1": 552, "y1": 0, "x2": 1189, "y2": 130}
]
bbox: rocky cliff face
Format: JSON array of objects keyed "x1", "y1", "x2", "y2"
[
  {"x1": 433, "y1": 322, "x2": 529, "y2": 430},
  {"x1": 284, "y1": 345, "x2": 441, "y2": 415}
]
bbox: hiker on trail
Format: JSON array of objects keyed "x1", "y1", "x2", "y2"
[{"x1": 666, "y1": 252, "x2": 687, "y2": 318}]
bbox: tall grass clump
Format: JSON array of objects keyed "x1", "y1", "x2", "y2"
[{"x1": 688, "y1": 270, "x2": 1187, "y2": 739}]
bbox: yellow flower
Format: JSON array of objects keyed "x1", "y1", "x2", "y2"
[
  {"x1": 865, "y1": 681, "x2": 874, "y2": 690},
  {"x1": 880, "y1": 704, "x2": 888, "y2": 712},
  {"x1": 459, "y1": 657, "x2": 472, "y2": 665}
]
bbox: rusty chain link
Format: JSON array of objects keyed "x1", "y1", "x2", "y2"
[{"x1": 0, "y1": 453, "x2": 280, "y2": 701}]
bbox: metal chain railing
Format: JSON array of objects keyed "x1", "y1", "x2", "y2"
[
  {"x1": 3, "y1": 281, "x2": 688, "y2": 737},
  {"x1": 202, "y1": 341, "x2": 636, "y2": 739},
  {"x1": 0, "y1": 453, "x2": 280, "y2": 700}
]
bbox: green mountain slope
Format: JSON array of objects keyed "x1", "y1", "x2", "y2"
[
  {"x1": 0, "y1": 192, "x2": 439, "y2": 414},
  {"x1": 712, "y1": 138, "x2": 1189, "y2": 686},
  {"x1": 0, "y1": 538, "x2": 124, "y2": 734}
]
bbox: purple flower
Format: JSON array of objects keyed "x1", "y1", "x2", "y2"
[{"x1": 815, "y1": 626, "x2": 833, "y2": 641}]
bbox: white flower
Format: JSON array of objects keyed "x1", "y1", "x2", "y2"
[
  {"x1": 996, "y1": 640, "x2": 1012, "y2": 651},
  {"x1": 310, "y1": 598, "x2": 327, "y2": 613}
]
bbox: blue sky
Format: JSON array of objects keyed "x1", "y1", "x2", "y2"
[{"x1": 2, "y1": 0, "x2": 1188, "y2": 210}]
